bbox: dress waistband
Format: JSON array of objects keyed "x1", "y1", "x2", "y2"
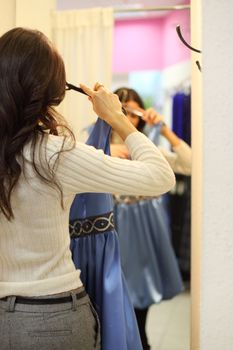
[{"x1": 69, "y1": 211, "x2": 114, "y2": 238}]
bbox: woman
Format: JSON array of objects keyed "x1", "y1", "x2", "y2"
[
  {"x1": 112, "y1": 87, "x2": 191, "y2": 350},
  {"x1": 0, "y1": 28, "x2": 175, "y2": 350},
  {"x1": 112, "y1": 88, "x2": 191, "y2": 175}
]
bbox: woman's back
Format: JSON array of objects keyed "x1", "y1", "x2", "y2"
[
  {"x1": 1, "y1": 130, "x2": 175, "y2": 299},
  {"x1": 0, "y1": 135, "x2": 80, "y2": 297}
]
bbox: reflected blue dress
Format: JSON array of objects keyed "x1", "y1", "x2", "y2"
[
  {"x1": 114, "y1": 125, "x2": 183, "y2": 309},
  {"x1": 69, "y1": 118, "x2": 142, "y2": 350}
]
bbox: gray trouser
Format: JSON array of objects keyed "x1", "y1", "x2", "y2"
[{"x1": 0, "y1": 288, "x2": 100, "y2": 350}]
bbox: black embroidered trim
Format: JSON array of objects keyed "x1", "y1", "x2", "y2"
[{"x1": 69, "y1": 211, "x2": 114, "y2": 238}]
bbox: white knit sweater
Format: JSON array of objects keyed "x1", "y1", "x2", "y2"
[{"x1": 0, "y1": 131, "x2": 175, "y2": 298}]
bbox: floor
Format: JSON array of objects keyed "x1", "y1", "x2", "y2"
[{"x1": 146, "y1": 291, "x2": 190, "y2": 350}]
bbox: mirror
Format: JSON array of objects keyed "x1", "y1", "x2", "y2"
[{"x1": 111, "y1": 3, "x2": 191, "y2": 350}]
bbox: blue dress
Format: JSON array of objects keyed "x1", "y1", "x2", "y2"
[
  {"x1": 69, "y1": 118, "x2": 142, "y2": 350},
  {"x1": 114, "y1": 125, "x2": 183, "y2": 309}
]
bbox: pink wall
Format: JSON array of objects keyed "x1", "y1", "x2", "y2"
[
  {"x1": 113, "y1": 10, "x2": 190, "y2": 73},
  {"x1": 113, "y1": 18, "x2": 163, "y2": 73}
]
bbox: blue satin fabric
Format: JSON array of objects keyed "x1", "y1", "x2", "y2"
[
  {"x1": 146, "y1": 123, "x2": 162, "y2": 144},
  {"x1": 114, "y1": 124, "x2": 183, "y2": 309},
  {"x1": 115, "y1": 197, "x2": 183, "y2": 309},
  {"x1": 172, "y1": 92, "x2": 191, "y2": 145},
  {"x1": 70, "y1": 119, "x2": 142, "y2": 350}
]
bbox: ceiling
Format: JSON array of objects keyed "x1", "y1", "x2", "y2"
[
  {"x1": 57, "y1": 0, "x2": 190, "y2": 18},
  {"x1": 73, "y1": 0, "x2": 187, "y2": 6}
]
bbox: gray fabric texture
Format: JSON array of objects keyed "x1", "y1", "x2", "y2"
[{"x1": 0, "y1": 289, "x2": 100, "y2": 350}]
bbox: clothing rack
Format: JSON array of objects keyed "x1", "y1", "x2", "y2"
[{"x1": 114, "y1": 4, "x2": 190, "y2": 13}]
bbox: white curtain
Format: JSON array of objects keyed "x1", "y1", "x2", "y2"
[{"x1": 51, "y1": 8, "x2": 113, "y2": 140}]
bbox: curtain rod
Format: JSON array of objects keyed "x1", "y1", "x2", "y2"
[{"x1": 114, "y1": 4, "x2": 190, "y2": 13}]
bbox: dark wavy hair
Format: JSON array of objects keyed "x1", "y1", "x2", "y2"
[
  {"x1": 114, "y1": 87, "x2": 146, "y2": 132},
  {"x1": 0, "y1": 27, "x2": 74, "y2": 220}
]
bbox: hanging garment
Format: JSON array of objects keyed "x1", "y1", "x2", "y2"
[
  {"x1": 172, "y1": 92, "x2": 191, "y2": 145},
  {"x1": 171, "y1": 92, "x2": 191, "y2": 280},
  {"x1": 114, "y1": 125, "x2": 183, "y2": 309},
  {"x1": 170, "y1": 174, "x2": 191, "y2": 280},
  {"x1": 144, "y1": 122, "x2": 162, "y2": 145},
  {"x1": 69, "y1": 118, "x2": 142, "y2": 350}
]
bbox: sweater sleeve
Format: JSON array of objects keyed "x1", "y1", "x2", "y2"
[
  {"x1": 47, "y1": 131, "x2": 176, "y2": 197},
  {"x1": 159, "y1": 140, "x2": 192, "y2": 176}
]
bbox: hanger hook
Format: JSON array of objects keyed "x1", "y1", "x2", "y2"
[
  {"x1": 195, "y1": 61, "x2": 202, "y2": 72},
  {"x1": 176, "y1": 25, "x2": 201, "y2": 53}
]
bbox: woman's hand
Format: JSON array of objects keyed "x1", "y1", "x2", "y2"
[
  {"x1": 142, "y1": 108, "x2": 164, "y2": 126},
  {"x1": 80, "y1": 82, "x2": 138, "y2": 141},
  {"x1": 80, "y1": 83, "x2": 124, "y2": 124},
  {"x1": 110, "y1": 144, "x2": 129, "y2": 159}
]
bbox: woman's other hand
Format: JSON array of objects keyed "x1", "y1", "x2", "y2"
[{"x1": 142, "y1": 108, "x2": 164, "y2": 126}]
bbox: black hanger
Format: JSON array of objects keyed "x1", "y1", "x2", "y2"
[
  {"x1": 66, "y1": 82, "x2": 88, "y2": 95},
  {"x1": 195, "y1": 60, "x2": 202, "y2": 72},
  {"x1": 176, "y1": 25, "x2": 202, "y2": 72}
]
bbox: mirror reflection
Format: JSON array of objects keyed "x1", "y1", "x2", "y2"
[{"x1": 111, "y1": 4, "x2": 191, "y2": 350}]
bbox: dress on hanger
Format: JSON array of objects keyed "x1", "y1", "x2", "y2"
[
  {"x1": 114, "y1": 125, "x2": 183, "y2": 309},
  {"x1": 171, "y1": 92, "x2": 191, "y2": 279},
  {"x1": 69, "y1": 118, "x2": 142, "y2": 350}
]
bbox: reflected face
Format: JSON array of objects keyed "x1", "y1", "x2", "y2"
[{"x1": 123, "y1": 100, "x2": 141, "y2": 128}]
